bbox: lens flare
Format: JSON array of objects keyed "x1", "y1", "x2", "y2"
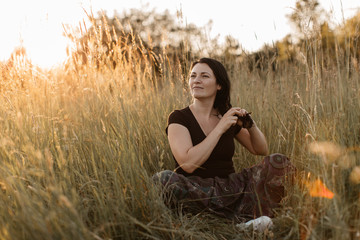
[
  {"x1": 349, "y1": 166, "x2": 360, "y2": 185},
  {"x1": 309, "y1": 141, "x2": 343, "y2": 164},
  {"x1": 305, "y1": 179, "x2": 334, "y2": 199}
]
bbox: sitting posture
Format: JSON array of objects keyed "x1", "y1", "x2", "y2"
[{"x1": 153, "y1": 58, "x2": 295, "y2": 224}]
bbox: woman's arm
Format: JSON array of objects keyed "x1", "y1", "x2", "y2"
[
  {"x1": 167, "y1": 108, "x2": 241, "y2": 173},
  {"x1": 235, "y1": 122, "x2": 268, "y2": 155},
  {"x1": 167, "y1": 123, "x2": 222, "y2": 173}
]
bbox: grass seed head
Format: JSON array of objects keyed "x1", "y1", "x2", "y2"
[{"x1": 349, "y1": 166, "x2": 360, "y2": 185}]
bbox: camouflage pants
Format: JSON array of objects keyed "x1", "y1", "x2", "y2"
[{"x1": 153, "y1": 153, "x2": 296, "y2": 223}]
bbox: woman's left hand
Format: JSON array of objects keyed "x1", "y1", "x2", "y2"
[{"x1": 236, "y1": 109, "x2": 254, "y2": 129}]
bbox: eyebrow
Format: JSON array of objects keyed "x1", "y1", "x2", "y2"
[{"x1": 191, "y1": 71, "x2": 212, "y2": 75}]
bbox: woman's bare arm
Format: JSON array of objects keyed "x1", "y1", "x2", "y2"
[
  {"x1": 167, "y1": 123, "x2": 222, "y2": 173},
  {"x1": 235, "y1": 123, "x2": 268, "y2": 155}
]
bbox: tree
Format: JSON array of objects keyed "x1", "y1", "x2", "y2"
[
  {"x1": 287, "y1": 0, "x2": 324, "y2": 39},
  {"x1": 63, "y1": 7, "x2": 212, "y2": 80}
]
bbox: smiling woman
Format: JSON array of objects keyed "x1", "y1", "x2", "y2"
[
  {"x1": 189, "y1": 63, "x2": 221, "y2": 103},
  {"x1": 153, "y1": 58, "x2": 296, "y2": 227}
]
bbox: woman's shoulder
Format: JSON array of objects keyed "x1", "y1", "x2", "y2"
[
  {"x1": 166, "y1": 106, "x2": 191, "y2": 134},
  {"x1": 168, "y1": 106, "x2": 191, "y2": 119},
  {"x1": 167, "y1": 106, "x2": 193, "y2": 126},
  {"x1": 173, "y1": 106, "x2": 191, "y2": 114}
]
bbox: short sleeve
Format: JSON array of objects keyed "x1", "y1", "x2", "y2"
[{"x1": 165, "y1": 110, "x2": 189, "y2": 135}]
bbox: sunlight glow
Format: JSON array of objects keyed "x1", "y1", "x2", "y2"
[
  {"x1": 0, "y1": 0, "x2": 85, "y2": 68},
  {"x1": 0, "y1": 0, "x2": 358, "y2": 68}
]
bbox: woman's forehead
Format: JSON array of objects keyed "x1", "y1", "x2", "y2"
[{"x1": 191, "y1": 63, "x2": 213, "y2": 74}]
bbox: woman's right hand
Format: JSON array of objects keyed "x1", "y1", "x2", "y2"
[{"x1": 215, "y1": 107, "x2": 242, "y2": 134}]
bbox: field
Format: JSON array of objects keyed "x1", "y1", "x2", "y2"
[{"x1": 1, "y1": 21, "x2": 360, "y2": 239}]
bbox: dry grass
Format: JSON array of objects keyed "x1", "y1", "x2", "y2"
[{"x1": 0, "y1": 15, "x2": 359, "y2": 240}]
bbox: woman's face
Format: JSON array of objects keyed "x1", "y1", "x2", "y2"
[{"x1": 189, "y1": 63, "x2": 221, "y2": 100}]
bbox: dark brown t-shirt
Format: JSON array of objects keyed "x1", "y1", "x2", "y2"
[{"x1": 166, "y1": 106, "x2": 242, "y2": 178}]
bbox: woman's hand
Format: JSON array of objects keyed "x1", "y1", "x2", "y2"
[
  {"x1": 237, "y1": 111, "x2": 254, "y2": 129},
  {"x1": 215, "y1": 107, "x2": 245, "y2": 134}
]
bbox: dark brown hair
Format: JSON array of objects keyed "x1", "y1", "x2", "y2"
[{"x1": 191, "y1": 58, "x2": 232, "y2": 115}]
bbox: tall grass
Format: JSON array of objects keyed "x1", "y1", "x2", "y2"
[{"x1": 0, "y1": 15, "x2": 359, "y2": 239}]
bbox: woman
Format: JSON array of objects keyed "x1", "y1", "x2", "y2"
[{"x1": 153, "y1": 58, "x2": 295, "y2": 225}]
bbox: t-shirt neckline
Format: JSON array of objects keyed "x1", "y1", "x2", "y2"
[{"x1": 186, "y1": 106, "x2": 211, "y2": 137}]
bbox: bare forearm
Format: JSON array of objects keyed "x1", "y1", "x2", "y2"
[
  {"x1": 248, "y1": 123, "x2": 268, "y2": 155},
  {"x1": 182, "y1": 128, "x2": 223, "y2": 173}
]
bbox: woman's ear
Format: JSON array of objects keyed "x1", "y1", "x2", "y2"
[{"x1": 217, "y1": 85, "x2": 222, "y2": 90}]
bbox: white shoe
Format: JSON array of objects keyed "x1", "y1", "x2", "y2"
[{"x1": 237, "y1": 216, "x2": 273, "y2": 232}]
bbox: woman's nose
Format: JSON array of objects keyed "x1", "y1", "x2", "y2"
[{"x1": 194, "y1": 76, "x2": 201, "y2": 83}]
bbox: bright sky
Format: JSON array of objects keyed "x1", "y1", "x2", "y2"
[{"x1": 0, "y1": 0, "x2": 358, "y2": 68}]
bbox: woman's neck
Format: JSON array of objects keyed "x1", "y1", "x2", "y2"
[{"x1": 190, "y1": 99, "x2": 218, "y2": 118}]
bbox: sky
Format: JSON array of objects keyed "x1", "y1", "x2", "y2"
[{"x1": 0, "y1": 0, "x2": 359, "y2": 68}]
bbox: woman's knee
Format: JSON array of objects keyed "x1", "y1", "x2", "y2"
[{"x1": 268, "y1": 153, "x2": 291, "y2": 169}]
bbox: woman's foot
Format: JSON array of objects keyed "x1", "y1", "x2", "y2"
[{"x1": 236, "y1": 216, "x2": 273, "y2": 232}]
